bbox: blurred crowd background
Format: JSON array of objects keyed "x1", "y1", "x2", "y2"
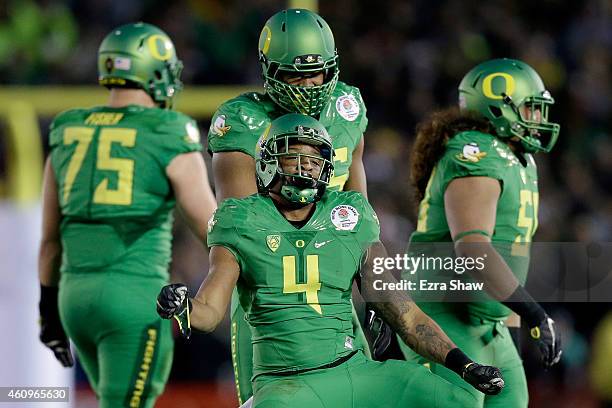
[{"x1": 0, "y1": 0, "x2": 611, "y2": 406}]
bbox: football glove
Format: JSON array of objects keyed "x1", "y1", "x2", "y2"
[
  {"x1": 462, "y1": 362, "x2": 505, "y2": 395},
  {"x1": 528, "y1": 315, "x2": 562, "y2": 368},
  {"x1": 39, "y1": 285, "x2": 74, "y2": 368},
  {"x1": 157, "y1": 283, "x2": 192, "y2": 339},
  {"x1": 502, "y1": 286, "x2": 562, "y2": 368},
  {"x1": 364, "y1": 303, "x2": 405, "y2": 361}
]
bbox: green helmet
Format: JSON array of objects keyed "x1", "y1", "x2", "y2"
[
  {"x1": 256, "y1": 113, "x2": 334, "y2": 205},
  {"x1": 458, "y1": 58, "x2": 560, "y2": 153},
  {"x1": 98, "y1": 22, "x2": 183, "y2": 109},
  {"x1": 258, "y1": 9, "x2": 339, "y2": 116}
]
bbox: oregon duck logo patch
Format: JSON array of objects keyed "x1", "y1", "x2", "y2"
[
  {"x1": 456, "y1": 143, "x2": 487, "y2": 163},
  {"x1": 211, "y1": 115, "x2": 231, "y2": 136}
]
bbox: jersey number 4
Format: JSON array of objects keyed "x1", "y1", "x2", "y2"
[
  {"x1": 62, "y1": 127, "x2": 136, "y2": 206},
  {"x1": 282, "y1": 255, "x2": 322, "y2": 315}
]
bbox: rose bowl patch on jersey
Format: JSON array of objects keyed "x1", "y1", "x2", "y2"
[
  {"x1": 331, "y1": 205, "x2": 359, "y2": 230},
  {"x1": 336, "y1": 94, "x2": 360, "y2": 121}
]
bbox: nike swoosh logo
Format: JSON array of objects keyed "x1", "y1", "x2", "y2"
[
  {"x1": 314, "y1": 240, "x2": 333, "y2": 248},
  {"x1": 368, "y1": 310, "x2": 376, "y2": 324}
]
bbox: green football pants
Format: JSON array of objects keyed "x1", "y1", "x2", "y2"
[
  {"x1": 252, "y1": 351, "x2": 478, "y2": 407},
  {"x1": 230, "y1": 288, "x2": 371, "y2": 404},
  {"x1": 59, "y1": 272, "x2": 174, "y2": 408},
  {"x1": 399, "y1": 310, "x2": 528, "y2": 408}
]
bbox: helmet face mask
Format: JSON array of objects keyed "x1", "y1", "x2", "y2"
[
  {"x1": 258, "y1": 9, "x2": 339, "y2": 116},
  {"x1": 458, "y1": 58, "x2": 560, "y2": 153},
  {"x1": 151, "y1": 58, "x2": 184, "y2": 107},
  {"x1": 257, "y1": 114, "x2": 334, "y2": 205},
  {"x1": 98, "y1": 22, "x2": 183, "y2": 109},
  {"x1": 507, "y1": 91, "x2": 557, "y2": 152},
  {"x1": 263, "y1": 63, "x2": 339, "y2": 116}
]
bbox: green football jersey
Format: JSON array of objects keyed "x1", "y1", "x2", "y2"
[
  {"x1": 409, "y1": 130, "x2": 539, "y2": 320},
  {"x1": 49, "y1": 105, "x2": 202, "y2": 279},
  {"x1": 207, "y1": 81, "x2": 368, "y2": 191},
  {"x1": 207, "y1": 191, "x2": 379, "y2": 377}
]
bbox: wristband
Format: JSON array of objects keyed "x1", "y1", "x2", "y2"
[
  {"x1": 39, "y1": 285, "x2": 60, "y2": 319},
  {"x1": 445, "y1": 348, "x2": 473, "y2": 376},
  {"x1": 502, "y1": 286, "x2": 546, "y2": 328}
]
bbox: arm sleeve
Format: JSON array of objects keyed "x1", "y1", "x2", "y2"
[
  {"x1": 206, "y1": 201, "x2": 244, "y2": 269},
  {"x1": 48, "y1": 110, "x2": 79, "y2": 149},
  {"x1": 354, "y1": 193, "x2": 381, "y2": 247},
  {"x1": 438, "y1": 131, "x2": 508, "y2": 193},
  {"x1": 207, "y1": 103, "x2": 262, "y2": 158},
  {"x1": 354, "y1": 88, "x2": 368, "y2": 135},
  {"x1": 155, "y1": 113, "x2": 203, "y2": 168},
  {"x1": 48, "y1": 121, "x2": 62, "y2": 149}
]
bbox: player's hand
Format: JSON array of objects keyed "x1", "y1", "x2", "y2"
[
  {"x1": 39, "y1": 318, "x2": 74, "y2": 367},
  {"x1": 157, "y1": 283, "x2": 190, "y2": 319},
  {"x1": 364, "y1": 304, "x2": 404, "y2": 361},
  {"x1": 462, "y1": 362, "x2": 505, "y2": 395},
  {"x1": 39, "y1": 285, "x2": 74, "y2": 368},
  {"x1": 528, "y1": 315, "x2": 562, "y2": 368}
]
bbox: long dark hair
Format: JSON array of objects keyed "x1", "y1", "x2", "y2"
[{"x1": 410, "y1": 107, "x2": 495, "y2": 202}]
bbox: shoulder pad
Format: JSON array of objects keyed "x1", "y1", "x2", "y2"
[
  {"x1": 152, "y1": 109, "x2": 201, "y2": 143},
  {"x1": 211, "y1": 195, "x2": 262, "y2": 231},
  {"x1": 208, "y1": 93, "x2": 274, "y2": 157},
  {"x1": 326, "y1": 190, "x2": 378, "y2": 228},
  {"x1": 50, "y1": 108, "x2": 90, "y2": 131},
  {"x1": 447, "y1": 131, "x2": 518, "y2": 165},
  {"x1": 436, "y1": 130, "x2": 518, "y2": 185},
  {"x1": 212, "y1": 93, "x2": 273, "y2": 131},
  {"x1": 325, "y1": 81, "x2": 368, "y2": 132},
  {"x1": 151, "y1": 108, "x2": 191, "y2": 125},
  {"x1": 327, "y1": 191, "x2": 380, "y2": 246},
  {"x1": 49, "y1": 108, "x2": 91, "y2": 146}
]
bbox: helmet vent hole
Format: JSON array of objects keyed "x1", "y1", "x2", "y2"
[
  {"x1": 281, "y1": 22, "x2": 286, "y2": 32},
  {"x1": 154, "y1": 70, "x2": 162, "y2": 80},
  {"x1": 489, "y1": 106, "x2": 502, "y2": 118},
  {"x1": 317, "y1": 19, "x2": 323, "y2": 28},
  {"x1": 471, "y1": 74, "x2": 482, "y2": 88}
]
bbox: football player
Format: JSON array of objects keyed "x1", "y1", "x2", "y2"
[
  {"x1": 206, "y1": 9, "x2": 380, "y2": 404},
  {"x1": 401, "y1": 58, "x2": 563, "y2": 407},
  {"x1": 38, "y1": 23, "x2": 216, "y2": 408},
  {"x1": 159, "y1": 113, "x2": 505, "y2": 407}
]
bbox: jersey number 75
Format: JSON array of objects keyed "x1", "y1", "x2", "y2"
[{"x1": 62, "y1": 127, "x2": 136, "y2": 206}]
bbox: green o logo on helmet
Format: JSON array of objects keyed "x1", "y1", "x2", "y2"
[
  {"x1": 482, "y1": 72, "x2": 516, "y2": 100},
  {"x1": 259, "y1": 25, "x2": 273, "y2": 56},
  {"x1": 147, "y1": 34, "x2": 174, "y2": 61}
]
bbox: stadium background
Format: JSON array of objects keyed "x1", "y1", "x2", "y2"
[{"x1": 0, "y1": 0, "x2": 610, "y2": 407}]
